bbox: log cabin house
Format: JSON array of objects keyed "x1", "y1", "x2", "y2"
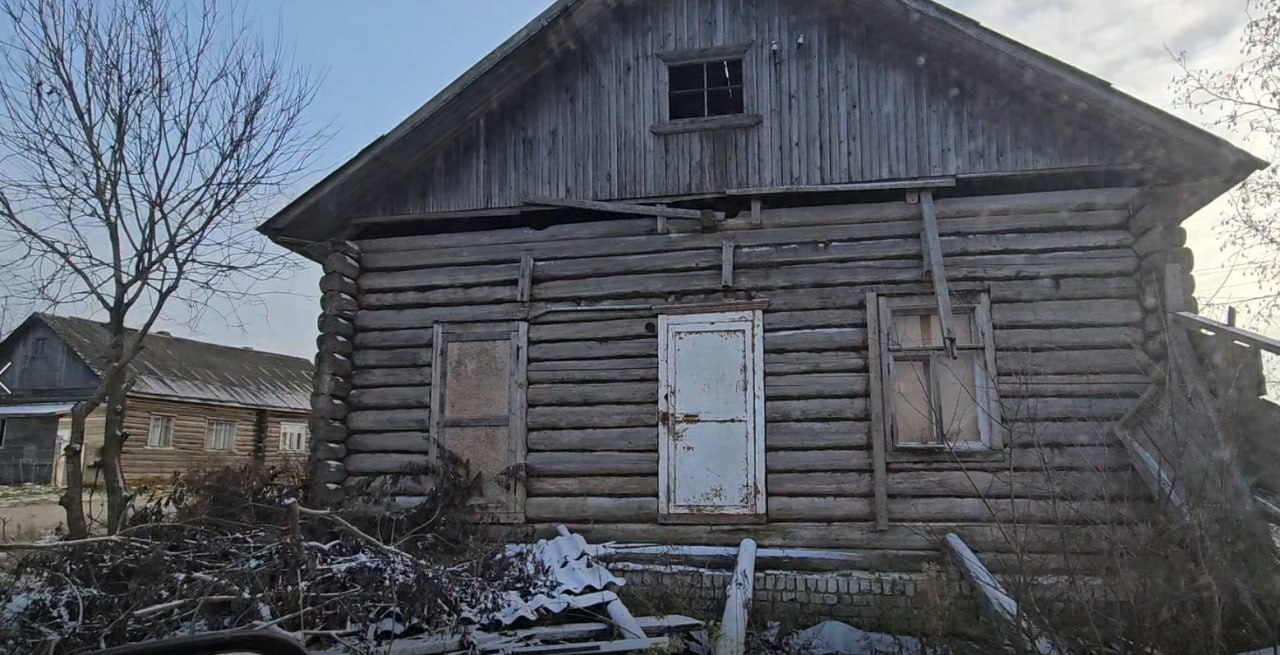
[
  {"x1": 0, "y1": 314, "x2": 314, "y2": 485},
  {"x1": 260, "y1": 0, "x2": 1271, "y2": 576}
]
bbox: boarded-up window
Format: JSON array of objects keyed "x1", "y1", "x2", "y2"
[
  {"x1": 204, "y1": 420, "x2": 236, "y2": 451},
  {"x1": 873, "y1": 295, "x2": 1002, "y2": 450},
  {"x1": 147, "y1": 415, "x2": 174, "y2": 448},
  {"x1": 280, "y1": 422, "x2": 308, "y2": 453},
  {"x1": 430, "y1": 323, "x2": 528, "y2": 522}
]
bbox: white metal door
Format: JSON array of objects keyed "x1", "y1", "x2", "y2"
[{"x1": 658, "y1": 310, "x2": 765, "y2": 517}]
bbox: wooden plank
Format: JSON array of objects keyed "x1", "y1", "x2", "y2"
[
  {"x1": 919, "y1": 190, "x2": 957, "y2": 354},
  {"x1": 1172, "y1": 311, "x2": 1280, "y2": 356},
  {"x1": 721, "y1": 238, "x2": 735, "y2": 288},
  {"x1": 349, "y1": 387, "x2": 429, "y2": 410},
  {"x1": 528, "y1": 382, "x2": 658, "y2": 406},
  {"x1": 726, "y1": 175, "x2": 957, "y2": 196},
  {"x1": 524, "y1": 195, "x2": 713, "y2": 220},
  {"x1": 352, "y1": 349, "x2": 432, "y2": 368},
  {"x1": 352, "y1": 367, "x2": 431, "y2": 389},
  {"x1": 770, "y1": 497, "x2": 1144, "y2": 523},
  {"x1": 525, "y1": 497, "x2": 658, "y2": 522},
  {"x1": 517, "y1": 255, "x2": 535, "y2": 302},
  {"x1": 867, "y1": 292, "x2": 889, "y2": 531},
  {"x1": 766, "y1": 421, "x2": 870, "y2": 450}
]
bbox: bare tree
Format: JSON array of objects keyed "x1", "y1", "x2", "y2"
[
  {"x1": 0, "y1": 0, "x2": 323, "y2": 537},
  {"x1": 1173, "y1": 0, "x2": 1280, "y2": 322}
]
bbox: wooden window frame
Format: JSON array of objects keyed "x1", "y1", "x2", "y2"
[
  {"x1": 203, "y1": 419, "x2": 238, "y2": 452},
  {"x1": 146, "y1": 414, "x2": 176, "y2": 449},
  {"x1": 870, "y1": 293, "x2": 1003, "y2": 457},
  {"x1": 657, "y1": 309, "x2": 766, "y2": 524},
  {"x1": 429, "y1": 322, "x2": 528, "y2": 524},
  {"x1": 279, "y1": 421, "x2": 309, "y2": 454},
  {"x1": 653, "y1": 43, "x2": 762, "y2": 134}
]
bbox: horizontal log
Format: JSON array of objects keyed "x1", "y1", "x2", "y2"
[
  {"x1": 766, "y1": 422, "x2": 870, "y2": 450},
  {"x1": 526, "y1": 451, "x2": 658, "y2": 476},
  {"x1": 992, "y1": 299, "x2": 1143, "y2": 328},
  {"x1": 529, "y1": 339, "x2": 657, "y2": 362},
  {"x1": 353, "y1": 349, "x2": 431, "y2": 369},
  {"x1": 528, "y1": 367, "x2": 658, "y2": 384},
  {"x1": 345, "y1": 453, "x2": 434, "y2": 476},
  {"x1": 767, "y1": 470, "x2": 1146, "y2": 499},
  {"x1": 361, "y1": 216, "x2": 672, "y2": 256},
  {"x1": 359, "y1": 263, "x2": 519, "y2": 292},
  {"x1": 538, "y1": 248, "x2": 722, "y2": 280},
  {"x1": 765, "y1": 374, "x2": 868, "y2": 399},
  {"x1": 361, "y1": 285, "x2": 515, "y2": 309},
  {"x1": 766, "y1": 446, "x2": 1132, "y2": 473},
  {"x1": 768, "y1": 497, "x2": 1142, "y2": 523},
  {"x1": 529, "y1": 357, "x2": 657, "y2": 372},
  {"x1": 347, "y1": 409, "x2": 431, "y2": 432},
  {"x1": 353, "y1": 329, "x2": 434, "y2": 350},
  {"x1": 352, "y1": 367, "x2": 431, "y2": 389},
  {"x1": 531, "y1": 318, "x2": 657, "y2": 342},
  {"x1": 999, "y1": 377, "x2": 1149, "y2": 399},
  {"x1": 996, "y1": 328, "x2": 1143, "y2": 350},
  {"x1": 1003, "y1": 397, "x2": 1136, "y2": 421},
  {"x1": 528, "y1": 382, "x2": 658, "y2": 406},
  {"x1": 998, "y1": 349, "x2": 1150, "y2": 376},
  {"x1": 527, "y1": 476, "x2": 658, "y2": 497},
  {"x1": 766, "y1": 329, "x2": 864, "y2": 353},
  {"x1": 764, "y1": 352, "x2": 868, "y2": 374},
  {"x1": 528, "y1": 428, "x2": 657, "y2": 452},
  {"x1": 766, "y1": 399, "x2": 868, "y2": 421},
  {"x1": 988, "y1": 277, "x2": 1140, "y2": 303},
  {"x1": 528, "y1": 405, "x2": 655, "y2": 430},
  {"x1": 524, "y1": 497, "x2": 658, "y2": 522},
  {"x1": 348, "y1": 387, "x2": 429, "y2": 410},
  {"x1": 356, "y1": 305, "x2": 526, "y2": 330},
  {"x1": 346, "y1": 432, "x2": 433, "y2": 454},
  {"x1": 764, "y1": 310, "x2": 865, "y2": 331}
]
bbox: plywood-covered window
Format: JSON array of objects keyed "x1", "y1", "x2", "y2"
[
  {"x1": 430, "y1": 323, "x2": 528, "y2": 523},
  {"x1": 204, "y1": 419, "x2": 236, "y2": 452},
  {"x1": 147, "y1": 414, "x2": 174, "y2": 448},
  {"x1": 872, "y1": 294, "x2": 1002, "y2": 451}
]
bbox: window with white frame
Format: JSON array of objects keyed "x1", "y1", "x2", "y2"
[
  {"x1": 204, "y1": 420, "x2": 237, "y2": 451},
  {"x1": 279, "y1": 422, "x2": 309, "y2": 453},
  {"x1": 873, "y1": 294, "x2": 1003, "y2": 450},
  {"x1": 146, "y1": 415, "x2": 175, "y2": 448}
]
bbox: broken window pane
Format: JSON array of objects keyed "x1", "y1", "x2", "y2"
[{"x1": 667, "y1": 58, "x2": 745, "y2": 120}]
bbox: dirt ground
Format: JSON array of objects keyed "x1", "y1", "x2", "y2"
[{"x1": 0, "y1": 487, "x2": 109, "y2": 542}]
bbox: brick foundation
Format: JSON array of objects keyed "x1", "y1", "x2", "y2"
[{"x1": 614, "y1": 563, "x2": 984, "y2": 637}]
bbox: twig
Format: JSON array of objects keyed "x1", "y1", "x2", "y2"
[
  {"x1": 295, "y1": 505, "x2": 418, "y2": 562},
  {"x1": 133, "y1": 595, "x2": 239, "y2": 618},
  {"x1": 0, "y1": 535, "x2": 149, "y2": 551}
]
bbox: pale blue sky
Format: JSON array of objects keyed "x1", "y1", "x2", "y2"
[{"x1": 35, "y1": 0, "x2": 1252, "y2": 358}]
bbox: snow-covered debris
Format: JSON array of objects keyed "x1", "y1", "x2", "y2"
[{"x1": 790, "y1": 621, "x2": 924, "y2": 655}]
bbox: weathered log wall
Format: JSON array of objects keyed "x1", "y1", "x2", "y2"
[
  {"x1": 333, "y1": 187, "x2": 1158, "y2": 565},
  {"x1": 308, "y1": 241, "x2": 361, "y2": 506}
]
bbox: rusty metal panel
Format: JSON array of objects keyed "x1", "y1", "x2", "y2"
[{"x1": 657, "y1": 310, "x2": 765, "y2": 518}]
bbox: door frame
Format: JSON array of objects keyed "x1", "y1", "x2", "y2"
[{"x1": 657, "y1": 309, "x2": 766, "y2": 522}]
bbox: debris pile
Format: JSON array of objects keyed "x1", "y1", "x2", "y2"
[{"x1": 0, "y1": 466, "x2": 710, "y2": 654}]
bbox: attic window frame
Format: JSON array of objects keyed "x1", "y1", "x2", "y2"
[{"x1": 654, "y1": 43, "x2": 762, "y2": 135}]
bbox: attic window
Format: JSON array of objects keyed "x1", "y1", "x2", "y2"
[{"x1": 668, "y1": 59, "x2": 744, "y2": 120}]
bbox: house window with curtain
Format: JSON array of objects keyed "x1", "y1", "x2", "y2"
[
  {"x1": 279, "y1": 422, "x2": 309, "y2": 453},
  {"x1": 147, "y1": 415, "x2": 174, "y2": 448},
  {"x1": 204, "y1": 419, "x2": 237, "y2": 451}
]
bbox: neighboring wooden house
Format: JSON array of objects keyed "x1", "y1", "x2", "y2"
[
  {"x1": 0, "y1": 314, "x2": 314, "y2": 485},
  {"x1": 259, "y1": 0, "x2": 1266, "y2": 569}
]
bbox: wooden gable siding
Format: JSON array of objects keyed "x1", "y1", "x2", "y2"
[
  {"x1": 118, "y1": 396, "x2": 310, "y2": 481},
  {"x1": 356, "y1": 0, "x2": 1133, "y2": 218},
  {"x1": 344, "y1": 186, "x2": 1155, "y2": 564},
  {"x1": 0, "y1": 322, "x2": 98, "y2": 397}
]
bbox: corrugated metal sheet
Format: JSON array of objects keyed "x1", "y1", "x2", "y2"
[
  {"x1": 0, "y1": 402, "x2": 75, "y2": 417},
  {"x1": 37, "y1": 314, "x2": 312, "y2": 411},
  {"x1": 482, "y1": 531, "x2": 627, "y2": 626}
]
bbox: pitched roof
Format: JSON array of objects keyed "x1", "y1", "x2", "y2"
[
  {"x1": 36, "y1": 314, "x2": 313, "y2": 411},
  {"x1": 258, "y1": 0, "x2": 1265, "y2": 249}
]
